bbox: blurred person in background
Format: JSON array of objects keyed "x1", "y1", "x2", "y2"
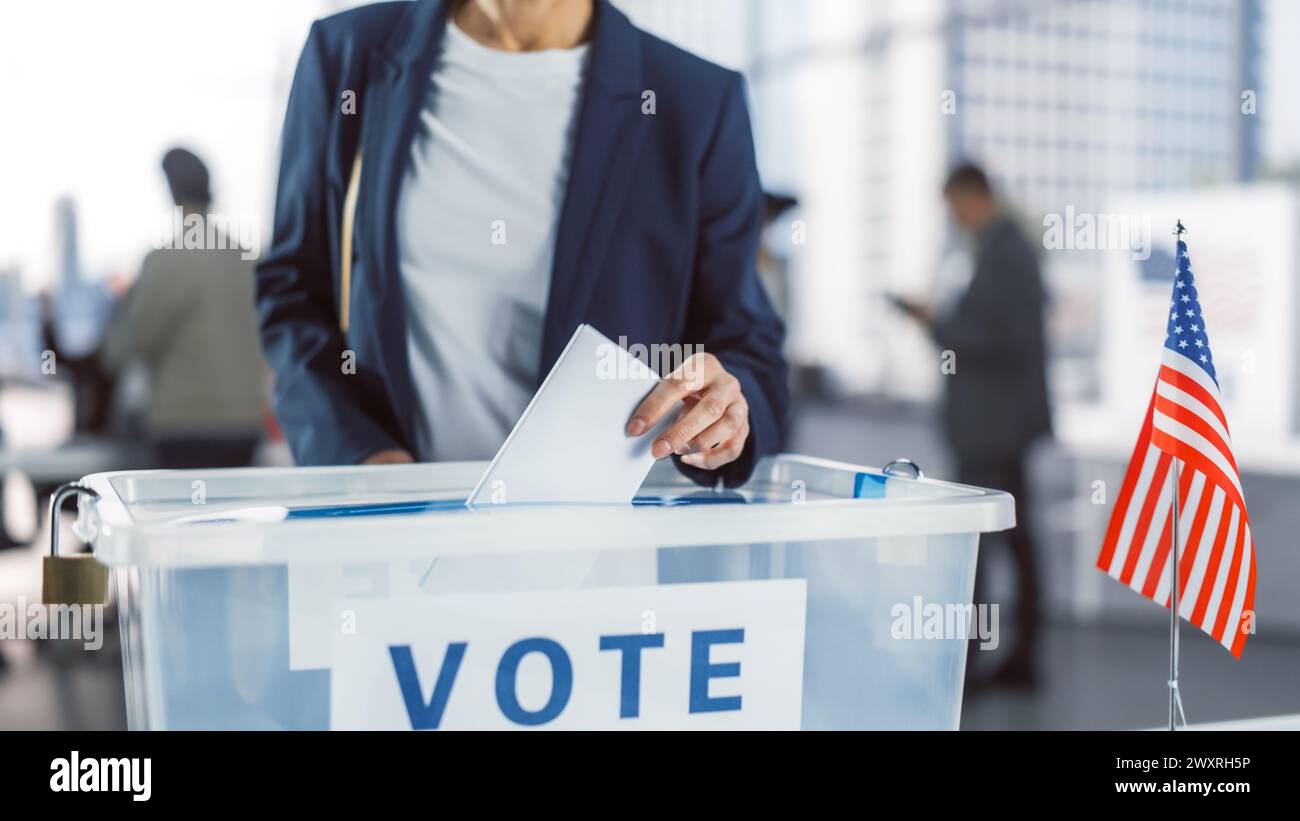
[
  {"x1": 96, "y1": 147, "x2": 266, "y2": 469},
  {"x1": 39, "y1": 196, "x2": 117, "y2": 433},
  {"x1": 893, "y1": 162, "x2": 1051, "y2": 689}
]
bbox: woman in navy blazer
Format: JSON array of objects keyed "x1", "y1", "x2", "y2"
[{"x1": 256, "y1": 0, "x2": 788, "y2": 487}]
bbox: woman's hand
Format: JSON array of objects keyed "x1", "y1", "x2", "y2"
[{"x1": 626, "y1": 352, "x2": 749, "y2": 470}]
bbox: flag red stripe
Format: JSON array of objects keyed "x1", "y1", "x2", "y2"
[
  {"x1": 1120, "y1": 452, "x2": 1170, "y2": 586},
  {"x1": 1143, "y1": 511, "x2": 1172, "y2": 597},
  {"x1": 1211, "y1": 518, "x2": 1246, "y2": 644},
  {"x1": 1152, "y1": 393, "x2": 1238, "y2": 475},
  {"x1": 1097, "y1": 397, "x2": 1155, "y2": 572},
  {"x1": 1170, "y1": 479, "x2": 1214, "y2": 603},
  {"x1": 1158, "y1": 364, "x2": 1230, "y2": 434},
  {"x1": 1140, "y1": 466, "x2": 1194, "y2": 598},
  {"x1": 1229, "y1": 549, "x2": 1256, "y2": 659},
  {"x1": 1150, "y1": 427, "x2": 1248, "y2": 516},
  {"x1": 1190, "y1": 501, "x2": 1233, "y2": 626}
]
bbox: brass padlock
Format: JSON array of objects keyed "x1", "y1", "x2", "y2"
[{"x1": 42, "y1": 483, "x2": 108, "y2": 606}]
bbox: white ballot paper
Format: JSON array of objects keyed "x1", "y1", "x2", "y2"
[{"x1": 467, "y1": 324, "x2": 672, "y2": 506}]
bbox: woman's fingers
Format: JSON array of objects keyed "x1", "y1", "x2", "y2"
[
  {"x1": 681, "y1": 423, "x2": 749, "y2": 470},
  {"x1": 682, "y1": 399, "x2": 747, "y2": 455},
  {"x1": 652, "y1": 375, "x2": 740, "y2": 458},
  {"x1": 624, "y1": 351, "x2": 751, "y2": 470},
  {"x1": 626, "y1": 353, "x2": 718, "y2": 436}
]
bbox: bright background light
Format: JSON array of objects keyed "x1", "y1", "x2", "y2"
[{"x1": 0, "y1": 0, "x2": 327, "y2": 287}]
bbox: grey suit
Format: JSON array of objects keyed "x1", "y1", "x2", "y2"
[{"x1": 933, "y1": 215, "x2": 1051, "y2": 462}]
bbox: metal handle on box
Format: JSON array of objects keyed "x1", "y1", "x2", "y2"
[{"x1": 882, "y1": 458, "x2": 923, "y2": 480}]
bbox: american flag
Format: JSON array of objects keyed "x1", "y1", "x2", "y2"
[{"x1": 1096, "y1": 235, "x2": 1256, "y2": 658}]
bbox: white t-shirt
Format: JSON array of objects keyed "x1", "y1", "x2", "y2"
[{"x1": 396, "y1": 20, "x2": 588, "y2": 461}]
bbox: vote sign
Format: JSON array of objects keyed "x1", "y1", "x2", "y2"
[{"x1": 330, "y1": 580, "x2": 807, "y2": 730}]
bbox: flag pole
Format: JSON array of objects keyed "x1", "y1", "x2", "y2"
[
  {"x1": 1168, "y1": 219, "x2": 1187, "y2": 731},
  {"x1": 1168, "y1": 459, "x2": 1181, "y2": 730}
]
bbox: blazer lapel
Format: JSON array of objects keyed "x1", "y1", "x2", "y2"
[
  {"x1": 355, "y1": 0, "x2": 450, "y2": 451},
  {"x1": 539, "y1": 1, "x2": 647, "y2": 377}
]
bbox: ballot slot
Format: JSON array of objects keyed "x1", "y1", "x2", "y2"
[{"x1": 467, "y1": 324, "x2": 674, "y2": 507}]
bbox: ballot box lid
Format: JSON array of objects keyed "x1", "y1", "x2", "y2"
[{"x1": 75, "y1": 454, "x2": 1014, "y2": 568}]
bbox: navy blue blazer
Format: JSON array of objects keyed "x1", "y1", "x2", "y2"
[{"x1": 256, "y1": 0, "x2": 788, "y2": 487}]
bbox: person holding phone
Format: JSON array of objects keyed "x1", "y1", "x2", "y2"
[{"x1": 893, "y1": 163, "x2": 1051, "y2": 688}]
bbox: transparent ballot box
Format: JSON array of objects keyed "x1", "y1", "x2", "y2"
[{"x1": 76, "y1": 455, "x2": 1013, "y2": 730}]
